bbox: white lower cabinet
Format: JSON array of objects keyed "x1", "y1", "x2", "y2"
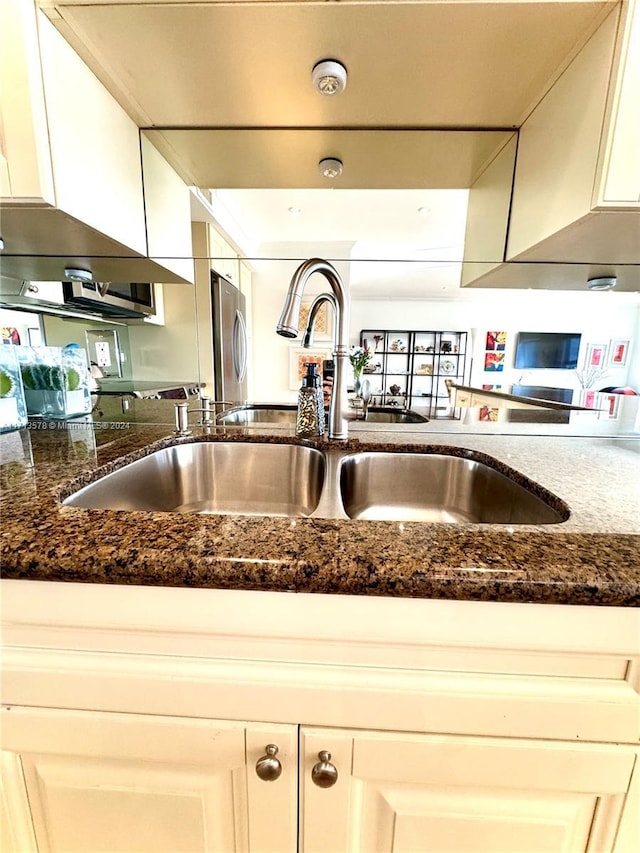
[
  {"x1": 1, "y1": 583, "x2": 638, "y2": 853},
  {"x1": 300, "y1": 728, "x2": 636, "y2": 853},
  {"x1": 1, "y1": 708, "x2": 297, "y2": 853},
  {"x1": 2, "y1": 713, "x2": 638, "y2": 853}
]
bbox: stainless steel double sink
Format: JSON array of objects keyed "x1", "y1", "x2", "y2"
[{"x1": 63, "y1": 440, "x2": 568, "y2": 525}]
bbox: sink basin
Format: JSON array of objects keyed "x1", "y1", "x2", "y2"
[
  {"x1": 217, "y1": 405, "x2": 298, "y2": 425},
  {"x1": 217, "y1": 404, "x2": 427, "y2": 425},
  {"x1": 63, "y1": 441, "x2": 325, "y2": 516},
  {"x1": 364, "y1": 406, "x2": 428, "y2": 424},
  {"x1": 63, "y1": 440, "x2": 567, "y2": 525},
  {"x1": 338, "y1": 452, "x2": 567, "y2": 524}
]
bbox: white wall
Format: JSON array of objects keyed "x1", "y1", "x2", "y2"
[
  {"x1": 354, "y1": 290, "x2": 639, "y2": 392},
  {"x1": 252, "y1": 271, "x2": 640, "y2": 402}
]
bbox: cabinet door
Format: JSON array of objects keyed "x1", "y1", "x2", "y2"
[
  {"x1": 598, "y1": 0, "x2": 640, "y2": 206},
  {"x1": 209, "y1": 227, "x2": 240, "y2": 285},
  {"x1": 301, "y1": 728, "x2": 635, "y2": 853},
  {"x1": 1, "y1": 706, "x2": 297, "y2": 853},
  {"x1": 141, "y1": 134, "x2": 195, "y2": 284},
  {"x1": 0, "y1": 0, "x2": 55, "y2": 205},
  {"x1": 37, "y1": 12, "x2": 147, "y2": 256}
]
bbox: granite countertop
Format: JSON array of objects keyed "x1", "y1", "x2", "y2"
[{"x1": 1, "y1": 412, "x2": 639, "y2": 606}]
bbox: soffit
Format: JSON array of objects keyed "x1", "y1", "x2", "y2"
[
  {"x1": 144, "y1": 129, "x2": 514, "y2": 188},
  {"x1": 46, "y1": 1, "x2": 614, "y2": 129}
]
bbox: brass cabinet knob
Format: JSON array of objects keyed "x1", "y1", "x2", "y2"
[
  {"x1": 255, "y1": 744, "x2": 282, "y2": 781},
  {"x1": 311, "y1": 750, "x2": 338, "y2": 788}
]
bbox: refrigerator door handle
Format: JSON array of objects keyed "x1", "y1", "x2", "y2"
[{"x1": 233, "y1": 309, "x2": 248, "y2": 382}]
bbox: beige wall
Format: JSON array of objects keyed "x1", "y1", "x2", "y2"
[{"x1": 127, "y1": 284, "x2": 200, "y2": 385}]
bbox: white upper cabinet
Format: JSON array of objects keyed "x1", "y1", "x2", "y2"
[
  {"x1": 209, "y1": 226, "x2": 240, "y2": 285},
  {"x1": 0, "y1": 0, "x2": 194, "y2": 284},
  {"x1": 0, "y1": 0, "x2": 145, "y2": 251},
  {"x1": 506, "y1": 0, "x2": 640, "y2": 264},
  {"x1": 597, "y1": 0, "x2": 640, "y2": 206},
  {"x1": 141, "y1": 134, "x2": 195, "y2": 284},
  {"x1": 38, "y1": 6, "x2": 148, "y2": 256},
  {"x1": 0, "y1": 0, "x2": 54, "y2": 205}
]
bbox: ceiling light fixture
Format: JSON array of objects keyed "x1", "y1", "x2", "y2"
[
  {"x1": 587, "y1": 275, "x2": 617, "y2": 291},
  {"x1": 288, "y1": 207, "x2": 302, "y2": 216},
  {"x1": 64, "y1": 267, "x2": 93, "y2": 283},
  {"x1": 417, "y1": 207, "x2": 431, "y2": 217},
  {"x1": 312, "y1": 60, "x2": 348, "y2": 96},
  {"x1": 318, "y1": 158, "x2": 343, "y2": 179}
]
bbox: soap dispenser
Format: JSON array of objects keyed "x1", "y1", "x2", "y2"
[{"x1": 296, "y1": 362, "x2": 325, "y2": 437}]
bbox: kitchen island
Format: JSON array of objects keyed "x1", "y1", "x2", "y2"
[{"x1": 2, "y1": 400, "x2": 639, "y2": 852}]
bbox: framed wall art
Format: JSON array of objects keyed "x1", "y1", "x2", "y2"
[
  {"x1": 608, "y1": 339, "x2": 629, "y2": 367},
  {"x1": 484, "y1": 351, "x2": 505, "y2": 372},
  {"x1": 289, "y1": 347, "x2": 332, "y2": 391},
  {"x1": 485, "y1": 331, "x2": 507, "y2": 351},
  {"x1": 585, "y1": 343, "x2": 608, "y2": 369},
  {"x1": 298, "y1": 299, "x2": 333, "y2": 343}
]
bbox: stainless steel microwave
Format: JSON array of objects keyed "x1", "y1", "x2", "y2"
[{"x1": 62, "y1": 281, "x2": 155, "y2": 318}]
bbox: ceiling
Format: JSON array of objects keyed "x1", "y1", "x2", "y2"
[
  {"x1": 39, "y1": 0, "x2": 628, "y2": 296},
  {"x1": 208, "y1": 188, "x2": 470, "y2": 298}
]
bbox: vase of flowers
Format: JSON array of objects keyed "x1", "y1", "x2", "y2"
[{"x1": 349, "y1": 345, "x2": 371, "y2": 396}]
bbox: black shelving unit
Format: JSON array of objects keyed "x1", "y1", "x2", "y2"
[{"x1": 360, "y1": 329, "x2": 469, "y2": 418}]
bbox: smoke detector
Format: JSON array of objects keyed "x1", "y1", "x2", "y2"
[
  {"x1": 587, "y1": 276, "x2": 617, "y2": 291},
  {"x1": 312, "y1": 60, "x2": 348, "y2": 96},
  {"x1": 318, "y1": 158, "x2": 343, "y2": 179}
]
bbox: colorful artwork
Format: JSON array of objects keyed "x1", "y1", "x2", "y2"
[
  {"x1": 479, "y1": 406, "x2": 499, "y2": 422},
  {"x1": 2, "y1": 327, "x2": 21, "y2": 345},
  {"x1": 599, "y1": 393, "x2": 621, "y2": 420},
  {"x1": 485, "y1": 331, "x2": 507, "y2": 351},
  {"x1": 587, "y1": 344, "x2": 607, "y2": 368},
  {"x1": 289, "y1": 348, "x2": 332, "y2": 390},
  {"x1": 484, "y1": 352, "x2": 505, "y2": 372},
  {"x1": 299, "y1": 301, "x2": 332, "y2": 341},
  {"x1": 608, "y1": 339, "x2": 629, "y2": 366}
]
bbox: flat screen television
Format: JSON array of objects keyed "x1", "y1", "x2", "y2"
[{"x1": 514, "y1": 332, "x2": 581, "y2": 370}]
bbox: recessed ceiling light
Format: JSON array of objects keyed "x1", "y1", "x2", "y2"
[
  {"x1": 587, "y1": 275, "x2": 617, "y2": 291},
  {"x1": 318, "y1": 158, "x2": 343, "y2": 179},
  {"x1": 312, "y1": 60, "x2": 348, "y2": 96},
  {"x1": 64, "y1": 267, "x2": 93, "y2": 283},
  {"x1": 288, "y1": 207, "x2": 302, "y2": 216}
]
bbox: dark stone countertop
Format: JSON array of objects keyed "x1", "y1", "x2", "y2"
[{"x1": 1, "y1": 418, "x2": 638, "y2": 606}]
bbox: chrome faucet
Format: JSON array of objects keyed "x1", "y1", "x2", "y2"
[
  {"x1": 174, "y1": 397, "x2": 233, "y2": 436},
  {"x1": 277, "y1": 258, "x2": 349, "y2": 440}
]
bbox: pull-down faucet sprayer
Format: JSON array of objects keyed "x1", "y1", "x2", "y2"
[
  {"x1": 302, "y1": 291, "x2": 338, "y2": 349},
  {"x1": 276, "y1": 258, "x2": 349, "y2": 440}
]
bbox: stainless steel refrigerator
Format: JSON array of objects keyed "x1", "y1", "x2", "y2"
[{"x1": 211, "y1": 272, "x2": 248, "y2": 403}]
